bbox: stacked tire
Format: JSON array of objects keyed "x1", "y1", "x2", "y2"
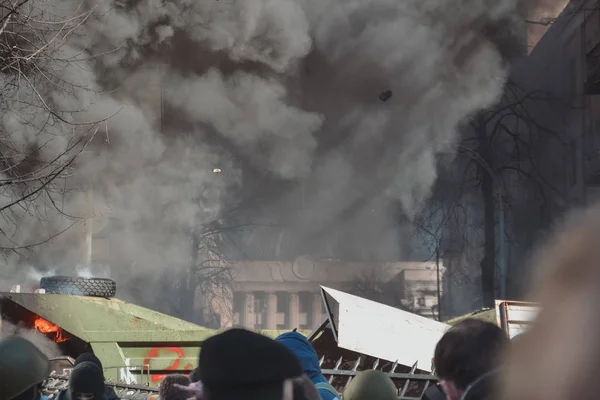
[{"x1": 40, "y1": 276, "x2": 116, "y2": 298}]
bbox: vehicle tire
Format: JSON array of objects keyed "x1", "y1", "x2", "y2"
[{"x1": 40, "y1": 276, "x2": 116, "y2": 298}]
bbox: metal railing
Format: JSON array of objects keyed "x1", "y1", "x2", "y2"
[
  {"x1": 319, "y1": 356, "x2": 438, "y2": 400},
  {"x1": 41, "y1": 373, "x2": 159, "y2": 400},
  {"x1": 43, "y1": 358, "x2": 438, "y2": 400}
]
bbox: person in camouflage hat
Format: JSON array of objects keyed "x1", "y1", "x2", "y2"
[
  {"x1": 159, "y1": 374, "x2": 191, "y2": 400},
  {"x1": 0, "y1": 336, "x2": 51, "y2": 400},
  {"x1": 341, "y1": 370, "x2": 397, "y2": 400}
]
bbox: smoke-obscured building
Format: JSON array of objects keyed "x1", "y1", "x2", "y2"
[
  {"x1": 512, "y1": 0, "x2": 600, "y2": 203},
  {"x1": 500, "y1": 0, "x2": 600, "y2": 297},
  {"x1": 201, "y1": 259, "x2": 445, "y2": 330},
  {"x1": 65, "y1": 182, "x2": 447, "y2": 330}
]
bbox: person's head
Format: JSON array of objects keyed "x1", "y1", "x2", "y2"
[
  {"x1": 159, "y1": 374, "x2": 191, "y2": 400},
  {"x1": 69, "y1": 361, "x2": 105, "y2": 400},
  {"x1": 0, "y1": 336, "x2": 50, "y2": 400},
  {"x1": 341, "y1": 370, "x2": 397, "y2": 400},
  {"x1": 275, "y1": 331, "x2": 322, "y2": 381},
  {"x1": 75, "y1": 353, "x2": 102, "y2": 368},
  {"x1": 434, "y1": 319, "x2": 508, "y2": 400},
  {"x1": 74, "y1": 353, "x2": 104, "y2": 379},
  {"x1": 198, "y1": 328, "x2": 303, "y2": 400}
]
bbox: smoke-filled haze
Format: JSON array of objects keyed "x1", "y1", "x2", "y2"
[
  {"x1": 0, "y1": 0, "x2": 523, "y2": 309},
  {"x1": 0, "y1": 319, "x2": 61, "y2": 358}
]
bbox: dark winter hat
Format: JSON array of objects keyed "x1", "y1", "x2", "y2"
[
  {"x1": 198, "y1": 328, "x2": 303, "y2": 400},
  {"x1": 69, "y1": 361, "x2": 105, "y2": 400},
  {"x1": 75, "y1": 353, "x2": 102, "y2": 369},
  {"x1": 159, "y1": 374, "x2": 191, "y2": 400},
  {"x1": 0, "y1": 336, "x2": 50, "y2": 400},
  {"x1": 74, "y1": 353, "x2": 104, "y2": 379}
]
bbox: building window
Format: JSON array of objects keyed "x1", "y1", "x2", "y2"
[
  {"x1": 299, "y1": 292, "x2": 311, "y2": 330},
  {"x1": 253, "y1": 292, "x2": 267, "y2": 329},
  {"x1": 299, "y1": 292, "x2": 311, "y2": 313},
  {"x1": 570, "y1": 58, "x2": 577, "y2": 97},
  {"x1": 586, "y1": 120, "x2": 600, "y2": 161},
  {"x1": 594, "y1": 119, "x2": 600, "y2": 154},
  {"x1": 568, "y1": 139, "x2": 578, "y2": 187}
]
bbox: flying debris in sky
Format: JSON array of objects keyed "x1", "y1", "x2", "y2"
[{"x1": 379, "y1": 90, "x2": 393, "y2": 102}]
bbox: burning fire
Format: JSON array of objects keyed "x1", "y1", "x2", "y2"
[{"x1": 34, "y1": 317, "x2": 68, "y2": 343}]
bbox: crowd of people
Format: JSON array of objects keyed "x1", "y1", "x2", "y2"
[{"x1": 0, "y1": 317, "x2": 511, "y2": 400}]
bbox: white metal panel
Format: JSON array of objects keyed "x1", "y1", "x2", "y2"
[
  {"x1": 506, "y1": 323, "x2": 529, "y2": 339},
  {"x1": 495, "y1": 300, "x2": 540, "y2": 339},
  {"x1": 320, "y1": 286, "x2": 449, "y2": 371},
  {"x1": 505, "y1": 305, "x2": 539, "y2": 323}
]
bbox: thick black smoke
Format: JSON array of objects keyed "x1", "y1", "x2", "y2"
[{"x1": 0, "y1": 0, "x2": 522, "y2": 308}]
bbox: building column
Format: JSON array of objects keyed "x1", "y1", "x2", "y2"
[
  {"x1": 265, "y1": 291, "x2": 278, "y2": 330},
  {"x1": 288, "y1": 292, "x2": 300, "y2": 329},
  {"x1": 242, "y1": 292, "x2": 255, "y2": 330},
  {"x1": 312, "y1": 292, "x2": 323, "y2": 328}
]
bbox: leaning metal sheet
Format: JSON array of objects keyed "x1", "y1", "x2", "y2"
[{"x1": 320, "y1": 287, "x2": 449, "y2": 371}]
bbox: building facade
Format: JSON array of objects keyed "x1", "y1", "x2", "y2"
[
  {"x1": 491, "y1": 0, "x2": 600, "y2": 297},
  {"x1": 63, "y1": 208, "x2": 446, "y2": 330},
  {"x1": 197, "y1": 258, "x2": 445, "y2": 330},
  {"x1": 514, "y1": 0, "x2": 600, "y2": 203}
]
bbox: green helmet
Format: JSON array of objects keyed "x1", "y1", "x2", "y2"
[
  {"x1": 342, "y1": 370, "x2": 398, "y2": 400},
  {"x1": 0, "y1": 336, "x2": 50, "y2": 400}
]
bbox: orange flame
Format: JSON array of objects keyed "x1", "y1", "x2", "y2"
[{"x1": 34, "y1": 317, "x2": 68, "y2": 343}]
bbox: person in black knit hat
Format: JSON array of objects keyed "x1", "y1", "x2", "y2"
[
  {"x1": 74, "y1": 353, "x2": 118, "y2": 400},
  {"x1": 56, "y1": 353, "x2": 118, "y2": 400},
  {"x1": 196, "y1": 328, "x2": 304, "y2": 400},
  {"x1": 74, "y1": 353, "x2": 103, "y2": 368},
  {"x1": 68, "y1": 361, "x2": 105, "y2": 400}
]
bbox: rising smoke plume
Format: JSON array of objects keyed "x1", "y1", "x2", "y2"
[
  {"x1": 0, "y1": 319, "x2": 61, "y2": 358},
  {"x1": 0, "y1": 0, "x2": 522, "y2": 310}
]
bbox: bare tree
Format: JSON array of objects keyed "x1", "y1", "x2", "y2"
[
  {"x1": 0, "y1": 0, "x2": 106, "y2": 254},
  {"x1": 174, "y1": 217, "x2": 234, "y2": 328},
  {"x1": 347, "y1": 263, "x2": 416, "y2": 313},
  {"x1": 415, "y1": 80, "x2": 570, "y2": 311}
]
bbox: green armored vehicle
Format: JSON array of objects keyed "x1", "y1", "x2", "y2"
[
  {"x1": 1, "y1": 278, "x2": 444, "y2": 399},
  {"x1": 1, "y1": 276, "x2": 313, "y2": 391},
  {"x1": 1, "y1": 276, "x2": 214, "y2": 387}
]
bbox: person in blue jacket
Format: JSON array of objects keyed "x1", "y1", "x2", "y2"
[{"x1": 276, "y1": 330, "x2": 340, "y2": 400}]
